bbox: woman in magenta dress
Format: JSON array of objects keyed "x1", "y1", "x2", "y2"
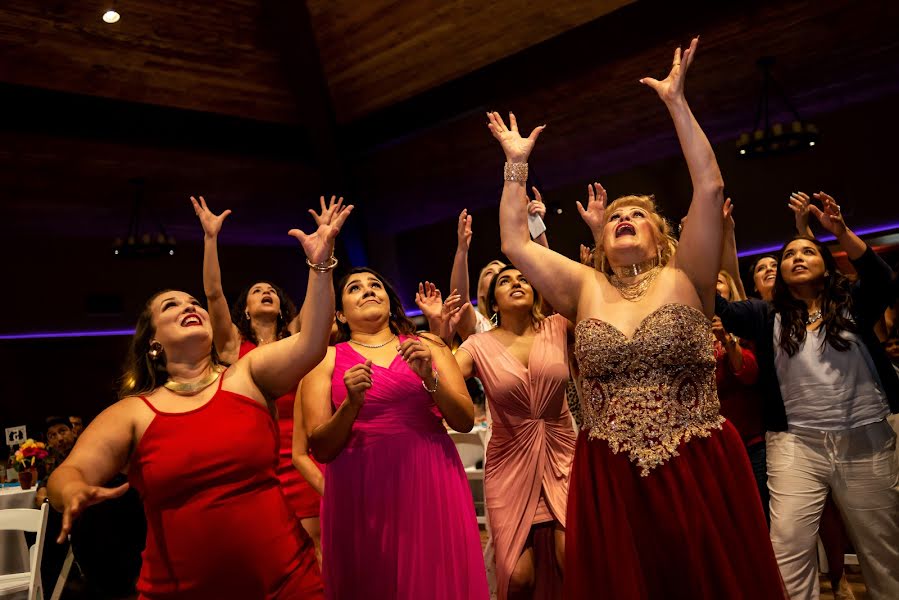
[
  {"x1": 302, "y1": 267, "x2": 488, "y2": 600},
  {"x1": 456, "y1": 265, "x2": 576, "y2": 599},
  {"x1": 488, "y1": 38, "x2": 784, "y2": 598},
  {"x1": 47, "y1": 204, "x2": 350, "y2": 599},
  {"x1": 192, "y1": 194, "x2": 331, "y2": 559}
]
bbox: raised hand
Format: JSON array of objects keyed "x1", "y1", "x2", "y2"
[
  {"x1": 397, "y1": 337, "x2": 434, "y2": 381},
  {"x1": 576, "y1": 182, "x2": 607, "y2": 235},
  {"x1": 289, "y1": 198, "x2": 354, "y2": 264},
  {"x1": 722, "y1": 198, "x2": 735, "y2": 232},
  {"x1": 190, "y1": 195, "x2": 231, "y2": 239},
  {"x1": 486, "y1": 111, "x2": 545, "y2": 163},
  {"x1": 344, "y1": 359, "x2": 372, "y2": 407},
  {"x1": 457, "y1": 209, "x2": 473, "y2": 252},
  {"x1": 808, "y1": 191, "x2": 847, "y2": 236},
  {"x1": 441, "y1": 292, "x2": 469, "y2": 341},
  {"x1": 58, "y1": 482, "x2": 130, "y2": 543},
  {"x1": 309, "y1": 195, "x2": 345, "y2": 227},
  {"x1": 415, "y1": 281, "x2": 444, "y2": 323},
  {"x1": 528, "y1": 186, "x2": 547, "y2": 219},
  {"x1": 788, "y1": 192, "x2": 812, "y2": 234},
  {"x1": 711, "y1": 316, "x2": 729, "y2": 345},
  {"x1": 579, "y1": 243, "x2": 595, "y2": 266},
  {"x1": 640, "y1": 37, "x2": 699, "y2": 104}
]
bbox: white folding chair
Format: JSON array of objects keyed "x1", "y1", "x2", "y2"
[
  {"x1": 49, "y1": 547, "x2": 74, "y2": 600},
  {"x1": 449, "y1": 431, "x2": 487, "y2": 525},
  {"x1": 0, "y1": 502, "x2": 48, "y2": 600}
]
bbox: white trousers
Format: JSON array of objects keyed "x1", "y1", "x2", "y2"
[{"x1": 767, "y1": 419, "x2": 899, "y2": 600}]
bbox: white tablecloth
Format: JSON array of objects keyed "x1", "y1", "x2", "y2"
[{"x1": 0, "y1": 484, "x2": 37, "y2": 575}]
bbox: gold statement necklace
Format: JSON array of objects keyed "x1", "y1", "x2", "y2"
[
  {"x1": 609, "y1": 258, "x2": 662, "y2": 302},
  {"x1": 163, "y1": 366, "x2": 223, "y2": 395}
]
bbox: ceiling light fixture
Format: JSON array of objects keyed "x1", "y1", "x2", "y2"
[
  {"x1": 113, "y1": 178, "x2": 177, "y2": 258},
  {"x1": 102, "y1": 9, "x2": 120, "y2": 23},
  {"x1": 736, "y1": 57, "x2": 818, "y2": 158}
]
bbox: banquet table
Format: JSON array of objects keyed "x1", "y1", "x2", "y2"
[{"x1": 0, "y1": 483, "x2": 37, "y2": 575}]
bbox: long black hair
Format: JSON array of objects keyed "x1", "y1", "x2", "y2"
[
  {"x1": 771, "y1": 236, "x2": 857, "y2": 357},
  {"x1": 485, "y1": 264, "x2": 545, "y2": 328},
  {"x1": 230, "y1": 280, "x2": 297, "y2": 345},
  {"x1": 334, "y1": 267, "x2": 417, "y2": 343}
]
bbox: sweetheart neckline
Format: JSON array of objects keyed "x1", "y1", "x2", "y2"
[{"x1": 576, "y1": 303, "x2": 707, "y2": 343}]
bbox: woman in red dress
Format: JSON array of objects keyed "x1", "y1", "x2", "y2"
[
  {"x1": 489, "y1": 38, "x2": 784, "y2": 598},
  {"x1": 48, "y1": 202, "x2": 351, "y2": 599},
  {"x1": 191, "y1": 194, "x2": 331, "y2": 561}
]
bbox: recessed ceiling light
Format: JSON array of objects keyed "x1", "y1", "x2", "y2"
[{"x1": 103, "y1": 9, "x2": 120, "y2": 23}]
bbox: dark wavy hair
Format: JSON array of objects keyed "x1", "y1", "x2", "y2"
[
  {"x1": 486, "y1": 264, "x2": 546, "y2": 328},
  {"x1": 334, "y1": 267, "x2": 417, "y2": 343},
  {"x1": 771, "y1": 236, "x2": 856, "y2": 357},
  {"x1": 230, "y1": 280, "x2": 297, "y2": 345},
  {"x1": 747, "y1": 253, "x2": 778, "y2": 299},
  {"x1": 118, "y1": 290, "x2": 224, "y2": 398}
]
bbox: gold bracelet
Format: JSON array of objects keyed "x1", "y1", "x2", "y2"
[
  {"x1": 306, "y1": 254, "x2": 338, "y2": 272},
  {"x1": 504, "y1": 162, "x2": 528, "y2": 182}
]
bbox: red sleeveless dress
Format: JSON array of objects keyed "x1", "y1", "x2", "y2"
[
  {"x1": 129, "y1": 373, "x2": 323, "y2": 599},
  {"x1": 239, "y1": 340, "x2": 323, "y2": 519}
]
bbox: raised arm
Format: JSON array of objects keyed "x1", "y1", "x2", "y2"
[
  {"x1": 449, "y1": 209, "x2": 480, "y2": 339},
  {"x1": 303, "y1": 348, "x2": 366, "y2": 463},
  {"x1": 292, "y1": 381, "x2": 324, "y2": 495},
  {"x1": 488, "y1": 111, "x2": 593, "y2": 321},
  {"x1": 810, "y1": 192, "x2": 896, "y2": 319},
  {"x1": 720, "y1": 199, "x2": 747, "y2": 299},
  {"x1": 242, "y1": 201, "x2": 353, "y2": 398},
  {"x1": 47, "y1": 400, "x2": 134, "y2": 543},
  {"x1": 641, "y1": 38, "x2": 725, "y2": 313},
  {"x1": 788, "y1": 192, "x2": 816, "y2": 238},
  {"x1": 191, "y1": 196, "x2": 241, "y2": 363}
]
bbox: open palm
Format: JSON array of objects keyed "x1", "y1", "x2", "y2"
[
  {"x1": 190, "y1": 196, "x2": 231, "y2": 238},
  {"x1": 289, "y1": 201, "x2": 353, "y2": 263},
  {"x1": 640, "y1": 37, "x2": 699, "y2": 104},
  {"x1": 487, "y1": 111, "x2": 545, "y2": 163},
  {"x1": 577, "y1": 182, "x2": 607, "y2": 235}
]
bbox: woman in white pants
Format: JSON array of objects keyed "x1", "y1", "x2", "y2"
[{"x1": 716, "y1": 192, "x2": 899, "y2": 600}]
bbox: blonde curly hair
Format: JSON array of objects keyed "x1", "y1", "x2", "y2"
[{"x1": 593, "y1": 195, "x2": 678, "y2": 275}]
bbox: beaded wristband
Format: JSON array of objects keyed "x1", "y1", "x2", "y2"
[
  {"x1": 422, "y1": 370, "x2": 439, "y2": 393},
  {"x1": 503, "y1": 162, "x2": 528, "y2": 182},
  {"x1": 306, "y1": 254, "x2": 338, "y2": 272}
]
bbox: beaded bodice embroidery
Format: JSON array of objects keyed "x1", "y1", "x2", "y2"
[{"x1": 575, "y1": 303, "x2": 724, "y2": 476}]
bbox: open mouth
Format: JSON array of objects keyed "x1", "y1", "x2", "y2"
[
  {"x1": 764, "y1": 273, "x2": 776, "y2": 282},
  {"x1": 261, "y1": 296, "x2": 274, "y2": 305},
  {"x1": 615, "y1": 223, "x2": 636, "y2": 237},
  {"x1": 791, "y1": 265, "x2": 808, "y2": 273},
  {"x1": 181, "y1": 314, "x2": 202, "y2": 327},
  {"x1": 510, "y1": 290, "x2": 526, "y2": 298}
]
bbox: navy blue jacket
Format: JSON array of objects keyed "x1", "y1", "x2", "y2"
[{"x1": 715, "y1": 246, "x2": 899, "y2": 432}]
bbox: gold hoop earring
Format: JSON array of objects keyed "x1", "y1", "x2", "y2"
[{"x1": 244, "y1": 310, "x2": 250, "y2": 320}]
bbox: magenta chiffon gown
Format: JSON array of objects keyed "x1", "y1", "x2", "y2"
[{"x1": 321, "y1": 338, "x2": 489, "y2": 599}]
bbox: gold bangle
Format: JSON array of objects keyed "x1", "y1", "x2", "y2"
[
  {"x1": 306, "y1": 254, "x2": 338, "y2": 272},
  {"x1": 503, "y1": 162, "x2": 528, "y2": 182}
]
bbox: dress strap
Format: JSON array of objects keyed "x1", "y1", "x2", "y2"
[{"x1": 138, "y1": 395, "x2": 161, "y2": 414}]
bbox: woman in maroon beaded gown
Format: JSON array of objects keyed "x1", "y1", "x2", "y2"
[{"x1": 488, "y1": 38, "x2": 784, "y2": 598}]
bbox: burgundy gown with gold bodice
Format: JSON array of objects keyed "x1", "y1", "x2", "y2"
[{"x1": 564, "y1": 304, "x2": 784, "y2": 599}]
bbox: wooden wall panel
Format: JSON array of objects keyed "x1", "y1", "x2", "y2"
[
  {"x1": 0, "y1": 0, "x2": 299, "y2": 123},
  {"x1": 306, "y1": 0, "x2": 634, "y2": 122}
]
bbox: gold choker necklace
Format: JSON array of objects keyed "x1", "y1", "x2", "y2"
[
  {"x1": 611, "y1": 257, "x2": 660, "y2": 279},
  {"x1": 164, "y1": 367, "x2": 223, "y2": 395},
  {"x1": 609, "y1": 266, "x2": 663, "y2": 302}
]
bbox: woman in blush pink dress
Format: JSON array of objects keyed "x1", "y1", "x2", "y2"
[
  {"x1": 302, "y1": 267, "x2": 488, "y2": 600},
  {"x1": 456, "y1": 265, "x2": 576, "y2": 599}
]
